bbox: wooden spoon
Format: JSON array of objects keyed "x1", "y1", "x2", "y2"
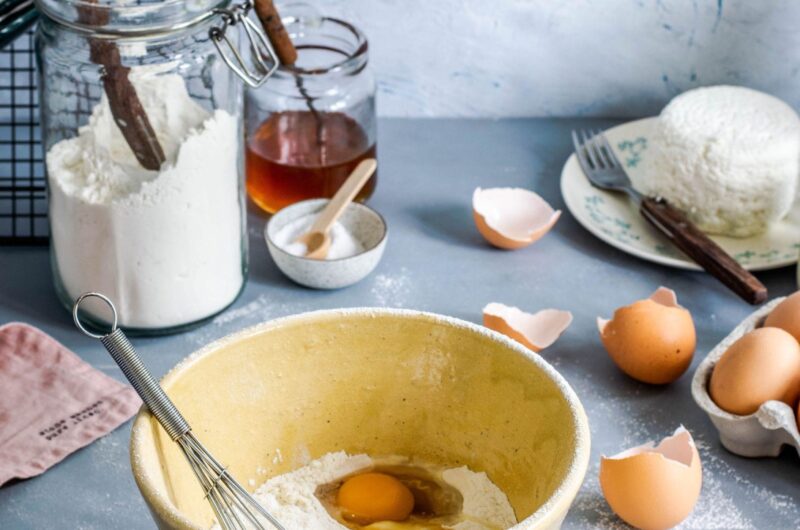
[
  {"x1": 253, "y1": 0, "x2": 298, "y2": 65},
  {"x1": 78, "y1": 0, "x2": 165, "y2": 171},
  {"x1": 296, "y1": 158, "x2": 377, "y2": 260}
]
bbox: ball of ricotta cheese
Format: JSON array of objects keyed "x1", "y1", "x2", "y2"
[{"x1": 634, "y1": 86, "x2": 800, "y2": 237}]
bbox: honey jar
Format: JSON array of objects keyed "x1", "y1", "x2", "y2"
[{"x1": 245, "y1": 13, "x2": 377, "y2": 213}]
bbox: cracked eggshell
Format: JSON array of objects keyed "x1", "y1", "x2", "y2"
[
  {"x1": 600, "y1": 426, "x2": 702, "y2": 530},
  {"x1": 472, "y1": 187, "x2": 561, "y2": 249},
  {"x1": 692, "y1": 297, "x2": 800, "y2": 458},
  {"x1": 483, "y1": 303, "x2": 572, "y2": 352},
  {"x1": 598, "y1": 287, "x2": 696, "y2": 385}
]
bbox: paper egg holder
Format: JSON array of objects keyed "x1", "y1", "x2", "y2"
[{"x1": 692, "y1": 297, "x2": 800, "y2": 458}]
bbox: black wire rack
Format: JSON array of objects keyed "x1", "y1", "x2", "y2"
[
  {"x1": 0, "y1": 29, "x2": 47, "y2": 246},
  {"x1": 0, "y1": 7, "x2": 224, "y2": 247}
]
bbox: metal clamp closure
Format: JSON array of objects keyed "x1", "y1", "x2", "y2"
[{"x1": 210, "y1": 1, "x2": 279, "y2": 87}]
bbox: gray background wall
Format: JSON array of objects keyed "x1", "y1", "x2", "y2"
[{"x1": 312, "y1": 0, "x2": 800, "y2": 117}]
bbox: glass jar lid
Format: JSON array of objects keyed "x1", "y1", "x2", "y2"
[
  {"x1": 275, "y1": 15, "x2": 368, "y2": 80},
  {"x1": 36, "y1": 0, "x2": 231, "y2": 37}
]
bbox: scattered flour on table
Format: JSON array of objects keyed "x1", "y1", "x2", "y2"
[
  {"x1": 209, "y1": 452, "x2": 516, "y2": 530},
  {"x1": 186, "y1": 295, "x2": 303, "y2": 347},
  {"x1": 211, "y1": 295, "x2": 277, "y2": 327},
  {"x1": 370, "y1": 267, "x2": 412, "y2": 307},
  {"x1": 682, "y1": 439, "x2": 799, "y2": 530},
  {"x1": 194, "y1": 265, "x2": 414, "y2": 345}
]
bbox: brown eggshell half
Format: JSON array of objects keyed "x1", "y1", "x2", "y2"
[
  {"x1": 764, "y1": 291, "x2": 800, "y2": 342},
  {"x1": 483, "y1": 303, "x2": 572, "y2": 352},
  {"x1": 600, "y1": 426, "x2": 702, "y2": 530},
  {"x1": 598, "y1": 287, "x2": 696, "y2": 385},
  {"x1": 472, "y1": 187, "x2": 561, "y2": 250},
  {"x1": 708, "y1": 327, "x2": 800, "y2": 416}
]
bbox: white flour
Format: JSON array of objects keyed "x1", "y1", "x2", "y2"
[
  {"x1": 370, "y1": 267, "x2": 412, "y2": 307},
  {"x1": 441, "y1": 466, "x2": 518, "y2": 530},
  {"x1": 211, "y1": 452, "x2": 516, "y2": 530},
  {"x1": 47, "y1": 71, "x2": 243, "y2": 328},
  {"x1": 273, "y1": 214, "x2": 365, "y2": 259}
]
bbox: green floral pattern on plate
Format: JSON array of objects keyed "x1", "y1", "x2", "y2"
[
  {"x1": 562, "y1": 118, "x2": 800, "y2": 271},
  {"x1": 617, "y1": 137, "x2": 647, "y2": 168}
]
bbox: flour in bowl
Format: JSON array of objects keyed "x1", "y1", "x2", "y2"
[{"x1": 210, "y1": 452, "x2": 517, "y2": 529}]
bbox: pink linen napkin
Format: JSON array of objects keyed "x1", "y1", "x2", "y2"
[{"x1": 0, "y1": 322, "x2": 141, "y2": 486}]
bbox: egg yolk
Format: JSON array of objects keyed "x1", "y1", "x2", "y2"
[{"x1": 337, "y1": 472, "x2": 415, "y2": 524}]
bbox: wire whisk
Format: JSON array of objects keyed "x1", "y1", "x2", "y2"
[{"x1": 73, "y1": 292, "x2": 284, "y2": 530}]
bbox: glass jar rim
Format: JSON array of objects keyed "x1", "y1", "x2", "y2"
[
  {"x1": 36, "y1": 0, "x2": 230, "y2": 37},
  {"x1": 275, "y1": 16, "x2": 368, "y2": 78}
]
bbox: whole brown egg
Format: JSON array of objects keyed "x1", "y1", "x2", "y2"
[
  {"x1": 598, "y1": 287, "x2": 696, "y2": 385},
  {"x1": 709, "y1": 327, "x2": 800, "y2": 415}
]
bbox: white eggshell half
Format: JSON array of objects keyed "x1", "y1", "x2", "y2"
[
  {"x1": 472, "y1": 187, "x2": 561, "y2": 249},
  {"x1": 483, "y1": 302, "x2": 573, "y2": 352},
  {"x1": 597, "y1": 285, "x2": 681, "y2": 328},
  {"x1": 649, "y1": 286, "x2": 680, "y2": 308}
]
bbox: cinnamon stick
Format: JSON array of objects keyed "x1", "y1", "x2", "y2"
[
  {"x1": 253, "y1": 0, "x2": 298, "y2": 65},
  {"x1": 78, "y1": 1, "x2": 165, "y2": 171}
]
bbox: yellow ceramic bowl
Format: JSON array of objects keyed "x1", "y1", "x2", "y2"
[{"x1": 130, "y1": 309, "x2": 590, "y2": 529}]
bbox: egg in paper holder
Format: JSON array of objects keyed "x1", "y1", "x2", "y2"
[
  {"x1": 692, "y1": 297, "x2": 800, "y2": 458},
  {"x1": 764, "y1": 290, "x2": 800, "y2": 341}
]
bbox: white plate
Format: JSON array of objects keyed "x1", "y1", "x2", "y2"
[{"x1": 560, "y1": 117, "x2": 800, "y2": 271}]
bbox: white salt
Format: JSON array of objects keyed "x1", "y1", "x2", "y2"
[{"x1": 273, "y1": 214, "x2": 365, "y2": 259}]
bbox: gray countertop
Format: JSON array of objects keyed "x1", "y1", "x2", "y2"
[{"x1": 1, "y1": 118, "x2": 798, "y2": 529}]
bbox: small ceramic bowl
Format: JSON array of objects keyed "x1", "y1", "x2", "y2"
[{"x1": 265, "y1": 199, "x2": 387, "y2": 289}]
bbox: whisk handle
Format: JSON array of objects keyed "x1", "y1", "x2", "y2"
[
  {"x1": 72, "y1": 292, "x2": 191, "y2": 441},
  {"x1": 101, "y1": 329, "x2": 191, "y2": 440}
]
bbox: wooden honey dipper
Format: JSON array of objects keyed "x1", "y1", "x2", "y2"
[
  {"x1": 253, "y1": 0, "x2": 326, "y2": 164},
  {"x1": 253, "y1": 0, "x2": 298, "y2": 65},
  {"x1": 78, "y1": 0, "x2": 165, "y2": 171}
]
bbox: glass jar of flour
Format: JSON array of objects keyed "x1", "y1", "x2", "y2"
[{"x1": 37, "y1": 0, "x2": 276, "y2": 334}]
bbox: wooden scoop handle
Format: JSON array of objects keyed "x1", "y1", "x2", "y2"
[
  {"x1": 78, "y1": 1, "x2": 165, "y2": 170},
  {"x1": 309, "y1": 159, "x2": 377, "y2": 235},
  {"x1": 93, "y1": 45, "x2": 166, "y2": 170},
  {"x1": 640, "y1": 197, "x2": 767, "y2": 305},
  {"x1": 253, "y1": 0, "x2": 298, "y2": 65}
]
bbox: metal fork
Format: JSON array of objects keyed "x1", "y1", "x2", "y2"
[{"x1": 571, "y1": 129, "x2": 767, "y2": 305}]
